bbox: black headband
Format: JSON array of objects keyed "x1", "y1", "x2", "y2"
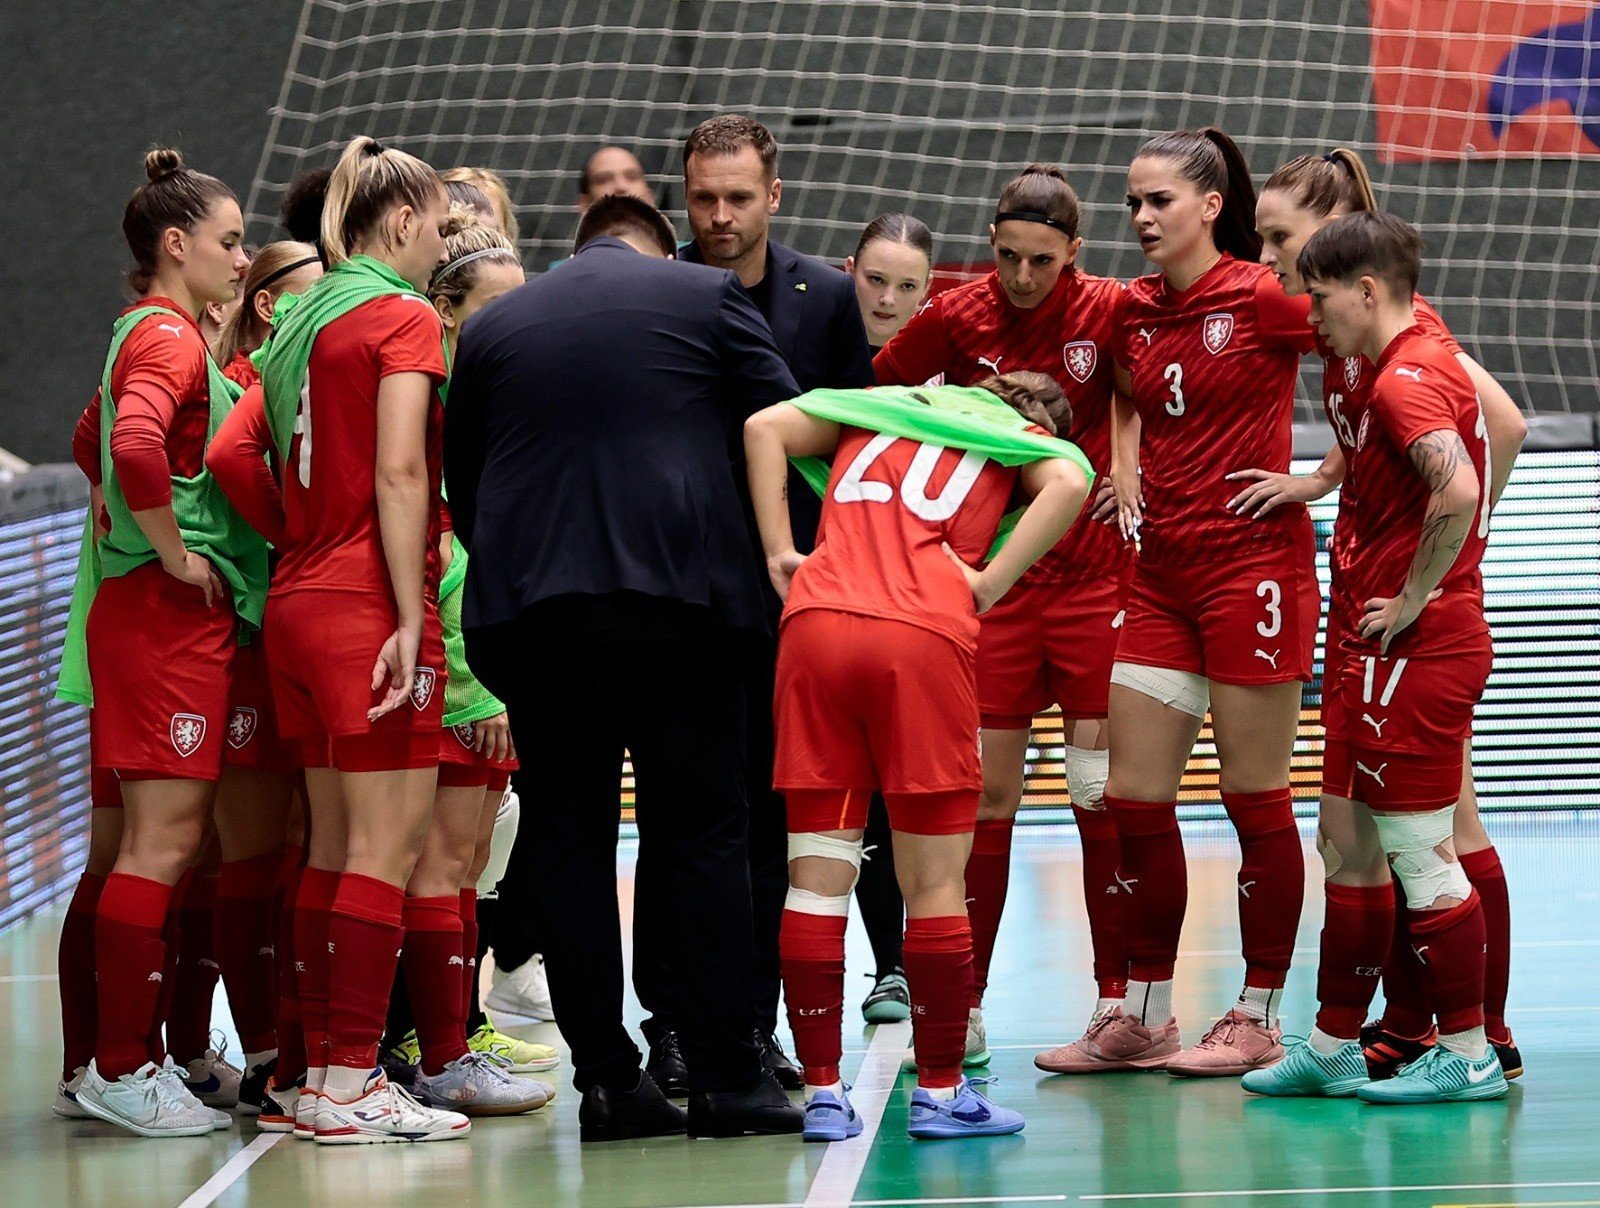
[
  {"x1": 992, "y1": 210, "x2": 1075, "y2": 236},
  {"x1": 1324, "y1": 151, "x2": 1344, "y2": 166},
  {"x1": 249, "y1": 256, "x2": 321, "y2": 298}
]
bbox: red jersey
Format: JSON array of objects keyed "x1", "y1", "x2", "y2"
[
  {"x1": 207, "y1": 383, "x2": 286, "y2": 549},
  {"x1": 1113, "y1": 256, "x2": 1314, "y2": 563},
  {"x1": 273, "y1": 294, "x2": 448, "y2": 599},
  {"x1": 784, "y1": 425, "x2": 1020, "y2": 652},
  {"x1": 1319, "y1": 296, "x2": 1463, "y2": 622},
  {"x1": 223, "y1": 351, "x2": 261, "y2": 389},
  {"x1": 875, "y1": 269, "x2": 1125, "y2": 580},
  {"x1": 1337, "y1": 324, "x2": 1490, "y2": 657}
]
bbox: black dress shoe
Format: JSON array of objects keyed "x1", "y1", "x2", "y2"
[
  {"x1": 687, "y1": 1070, "x2": 803, "y2": 1137},
  {"x1": 579, "y1": 1071, "x2": 688, "y2": 1142},
  {"x1": 646, "y1": 1029, "x2": 691, "y2": 1099},
  {"x1": 757, "y1": 1028, "x2": 803, "y2": 1091}
]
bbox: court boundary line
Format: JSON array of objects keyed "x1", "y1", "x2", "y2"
[
  {"x1": 1078, "y1": 1180, "x2": 1600, "y2": 1202},
  {"x1": 803, "y1": 1020, "x2": 912, "y2": 1207},
  {"x1": 176, "y1": 1132, "x2": 282, "y2": 1208}
]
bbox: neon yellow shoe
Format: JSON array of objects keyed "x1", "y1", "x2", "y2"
[{"x1": 468, "y1": 1023, "x2": 561, "y2": 1075}]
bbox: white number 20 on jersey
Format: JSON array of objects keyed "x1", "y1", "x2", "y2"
[{"x1": 833, "y1": 433, "x2": 986, "y2": 521}]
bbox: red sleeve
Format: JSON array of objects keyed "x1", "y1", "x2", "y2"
[
  {"x1": 1412, "y1": 297, "x2": 1465, "y2": 358},
  {"x1": 72, "y1": 395, "x2": 101, "y2": 485},
  {"x1": 107, "y1": 321, "x2": 209, "y2": 510},
  {"x1": 1371, "y1": 357, "x2": 1461, "y2": 452},
  {"x1": 873, "y1": 296, "x2": 952, "y2": 386},
  {"x1": 371, "y1": 295, "x2": 449, "y2": 383},
  {"x1": 205, "y1": 384, "x2": 286, "y2": 548},
  {"x1": 1254, "y1": 273, "x2": 1316, "y2": 354}
]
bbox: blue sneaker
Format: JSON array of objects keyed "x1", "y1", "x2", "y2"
[
  {"x1": 1357, "y1": 1045, "x2": 1507, "y2": 1104},
  {"x1": 802, "y1": 1087, "x2": 863, "y2": 1142},
  {"x1": 1241, "y1": 1037, "x2": 1370, "y2": 1098},
  {"x1": 907, "y1": 1077, "x2": 1025, "y2": 1140}
]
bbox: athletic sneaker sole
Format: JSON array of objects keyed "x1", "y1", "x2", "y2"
[
  {"x1": 76, "y1": 1093, "x2": 215, "y2": 1138},
  {"x1": 1357, "y1": 1080, "x2": 1509, "y2": 1105},
  {"x1": 314, "y1": 1124, "x2": 472, "y2": 1144},
  {"x1": 908, "y1": 1119, "x2": 1026, "y2": 1140},
  {"x1": 1240, "y1": 1076, "x2": 1369, "y2": 1098},
  {"x1": 1034, "y1": 1051, "x2": 1177, "y2": 1074}
]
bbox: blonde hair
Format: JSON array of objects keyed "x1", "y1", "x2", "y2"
[
  {"x1": 215, "y1": 240, "x2": 320, "y2": 366},
  {"x1": 428, "y1": 205, "x2": 519, "y2": 306},
  {"x1": 440, "y1": 166, "x2": 520, "y2": 244},
  {"x1": 321, "y1": 136, "x2": 442, "y2": 265},
  {"x1": 1264, "y1": 148, "x2": 1379, "y2": 218}
]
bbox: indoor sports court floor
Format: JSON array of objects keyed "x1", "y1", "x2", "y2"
[{"x1": 3, "y1": 816, "x2": 1597, "y2": 1208}]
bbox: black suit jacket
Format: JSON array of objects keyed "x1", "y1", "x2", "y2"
[
  {"x1": 679, "y1": 238, "x2": 875, "y2": 550},
  {"x1": 444, "y1": 237, "x2": 800, "y2": 648}
]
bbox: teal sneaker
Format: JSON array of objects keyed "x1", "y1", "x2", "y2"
[
  {"x1": 862, "y1": 970, "x2": 911, "y2": 1024},
  {"x1": 1356, "y1": 1044, "x2": 1507, "y2": 1105},
  {"x1": 1241, "y1": 1037, "x2": 1370, "y2": 1098}
]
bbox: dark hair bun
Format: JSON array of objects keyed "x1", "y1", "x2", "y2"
[{"x1": 144, "y1": 147, "x2": 185, "y2": 181}]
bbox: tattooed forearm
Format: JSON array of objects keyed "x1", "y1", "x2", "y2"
[
  {"x1": 1408, "y1": 429, "x2": 1470, "y2": 494},
  {"x1": 1402, "y1": 429, "x2": 1476, "y2": 602}
]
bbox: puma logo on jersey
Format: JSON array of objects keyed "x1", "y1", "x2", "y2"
[
  {"x1": 1254, "y1": 648, "x2": 1280, "y2": 669},
  {"x1": 447, "y1": 955, "x2": 465, "y2": 967},
  {"x1": 1110, "y1": 871, "x2": 1138, "y2": 895},
  {"x1": 977, "y1": 355, "x2": 1004, "y2": 376},
  {"x1": 156, "y1": 323, "x2": 185, "y2": 338},
  {"x1": 1356, "y1": 760, "x2": 1389, "y2": 788},
  {"x1": 1361, "y1": 712, "x2": 1389, "y2": 737},
  {"x1": 1394, "y1": 366, "x2": 1424, "y2": 382},
  {"x1": 1411, "y1": 943, "x2": 1430, "y2": 963},
  {"x1": 1238, "y1": 879, "x2": 1256, "y2": 899},
  {"x1": 1137, "y1": 327, "x2": 1155, "y2": 345}
]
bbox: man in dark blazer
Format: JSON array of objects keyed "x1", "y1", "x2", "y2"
[
  {"x1": 444, "y1": 195, "x2": 802, "y2": 1141},
  {"x1": 630, "y1": 115, "x2": 875, "y2": 1093}
]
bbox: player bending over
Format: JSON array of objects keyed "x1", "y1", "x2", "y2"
[{"x1": 745, "y1": 374, "x2": 1090, "y2": 1141}]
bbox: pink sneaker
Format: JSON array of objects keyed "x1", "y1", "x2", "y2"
[
  {"x1": 1034, "y1": 1007, "x2": 1182, "y2": 1073},
  {"x1": 1165, "y1": 1008, "x2": 1284, "y2": 1077}
]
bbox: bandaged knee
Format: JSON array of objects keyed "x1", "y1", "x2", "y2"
[
  {"x1": 475, "y1": 789, "x2": 521, "y2": 896},
  {"x1": 1065, "y1": 747, "x2": 1111, "y2": 810},
  {"x1": 786, "y1": 832, "x2": 864, "y2": 910},
  {"x1": 1110, "y1": 661, "x2": 1210, "y2": 718},
  {"x1": 1372, "y1": 806, "x2": 1470, "y2": 909}
]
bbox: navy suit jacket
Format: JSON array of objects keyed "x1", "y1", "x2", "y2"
[{"x1": 444, "y1": 237, "x2": 800, "y2": 646}]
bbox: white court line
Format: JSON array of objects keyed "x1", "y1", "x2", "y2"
[
  {"x1": 714, "y1": 1197, "x2": 1068, "y2": 1207},
  {"x1": 0, "y1": 973, "x2": 58, "y2": 982},
  {"x1": 804, "y1": 1020, "x2": 911, "y2": 1208},
  {"x1": 1079, "y1": 1181, "x2": 1600, "y2": 1202},
  {"x1": 175, "y1": 1132, "x2": 282, "y2": 1208}
]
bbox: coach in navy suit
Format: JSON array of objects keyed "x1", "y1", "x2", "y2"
[
  {"x1": 633, "y1": 115, "x2": 875, "y2": 1093},
  {"x1": 444, "y1": 196, "x2": 802, "y2": 1140}
]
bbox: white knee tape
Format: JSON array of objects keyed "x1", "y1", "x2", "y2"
[
  {"x1": 1065, "y1": 747, "x2": 1110, "y2": 810},
  {"x1": 784, "y1": 886, "x2": 852, "y2": 918},
  {"x1": 1110, "y1": 661, "x2": 1211, "y2": 719},
  {"x1": 1315, "y1": 827, "x2": 1343, "y2": 879},
  {"x1": 787, "y1": 832, "x2": 865, "y2": 895},
  {"x1": 1372, "y1": 806, "x2": 1470, "y2": 909},
  {"x1": 476, "y1": 789, "x2": 521, "y2": 896}
]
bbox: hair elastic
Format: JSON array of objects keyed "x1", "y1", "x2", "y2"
[{"x1": 992, "y1": 210, "x2": 1075, "y2": 236}]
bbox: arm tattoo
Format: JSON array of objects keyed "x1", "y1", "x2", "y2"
[{"x1": 1409, "y1": 429, "x2": 1469, "y2": 494}]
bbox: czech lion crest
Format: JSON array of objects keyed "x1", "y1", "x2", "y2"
[
  {"x1": 170, "y1": 713, "x2": 207, "y2": 758},
  {"x1": 1202, "y1": 312, "x2": 1234, "y2": 354}
]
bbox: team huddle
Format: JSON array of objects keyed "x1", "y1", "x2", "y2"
[{"x1": 54, "y1": 113, "x2": 1523, "y2": 1148}]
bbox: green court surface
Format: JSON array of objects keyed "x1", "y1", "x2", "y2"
[{"x1": 2, "y1": 817, "x2": 1596, "y2": 1208}]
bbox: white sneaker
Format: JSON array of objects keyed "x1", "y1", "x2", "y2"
[
  {"x1": 315, "y1": 1069, "x2": 472, "y2": 1144},
  {"x1": 485, "y1": 955, "x2": 555, "y2": 1025},
  {"x1": 159, "y1": 1058, "x2": 232, "y2": 1129},
  {"x1": 257, "y1": 1083, "x2": 298, "y2": 1133},
  {"x1": 415, "y1": 1052, "x2": 553, "y2": 1117},
  {"x1": 76, "y1": 1060, "x2": 216, "y2": 1137},
  {"x1": 52, "y1": 1066, "x2": 91, "y2": 1119},
  {"x1": 182, "y1": 1036, "x2": 243, "y2": 1108},
  {"x1": 294, "y1": 1087, "x2": 320, "y2": 1140}
]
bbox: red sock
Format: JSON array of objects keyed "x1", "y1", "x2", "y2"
[
  {"x1": 95, "y1": 874, "x2": 174, "y2": 1079},
  {"x1": 294, "y1": 867, "x2": 341, "y2": 1070},
  {"x1": 458, "y1": 889, "x2": 479, "y2": 1027},
  {"x1": 273, "y1": 847, "x2": 307, "y2": 1082},
  {"x1": 215, "y1": 853, "x2": 282, "y2": 1055},
  {"x1": 166, "y1": 874, "x2": 220, "y2": 1065},
  {"x1": 144, "y1": 869, "x2": 192, "y2": 1065},
  {"x1": 1221, "y1": 789, "x2": 1304, "y2": 990},
  {"x1": 780, "y1": 908, "x2": 848, "y2": 1086},
  {"x1": 1072, "y1": 805, "x2": 1129, "y2": 999},
  {"x1": 402, "y1": 895, "x2": 468, "y2": 1075},
  {"x1": 1314, "y1": 882, "x2": 1394, "y2": 1038},
  {"x1": 902, "y1": 916, "x2": 973, "y2": 1088},
  {"x1": 1380, "y1": 878, "x2": 1433, "y2": 1039},
  {"x1": 965, "y1": 819, "x2": 1014, "y2": 1009},
  {"x1": 1105, "y1": 797, "x2": 1185, "y2": 981},
  {"x1": 1460, "y1": 847, "x2": 1511, "y2": 1042},
  {"x1": 58, "y1": 872, "x2": 106, "y2": 1079},
  {"x1": 1409, "y1": 891, "x2": 1487, "y2": 1035},
  {"x1": 326, "y1": 873, "x2": 405, "y2": 1071}
]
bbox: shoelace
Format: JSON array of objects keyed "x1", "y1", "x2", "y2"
[
  {"x1": 1196, "y1": 1014, "x2": 1250, "y2": 1049},
  {"x1": 1081, "y1": 1010, "x2": 1122, "y2": 1041},
  {"x1": 151, "y1": 1066, "x2": 200, "y2": 1113}
]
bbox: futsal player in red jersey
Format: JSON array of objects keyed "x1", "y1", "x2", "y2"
[
  {"x1": 1244, "y1": 211, "x2": 1507, "y2": 1103},
  {"x1": 1242, "y1": 149, "x2": 1527, "y2": 1082},
  {"x1": 747, "y1": 372, "x2": 1089, "y2": 1140},
  {"x1": 1083, "y1": 128, "x2": 1319, "y2": 1077},
  {"x1": 255, "y1": 136, "x2": 474, "y2": 1144},
  {"x1": 216, "y1": 241, "x2": 323, "y2": 387},
  {"x1": 877, "y1": 167, "x2": 1131, "y2": 1066}
]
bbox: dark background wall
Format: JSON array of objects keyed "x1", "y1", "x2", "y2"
[{"x1": 0, "y1": 3, "x2": 296, "y2": 465}]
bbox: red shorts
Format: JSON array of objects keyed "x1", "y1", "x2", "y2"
[
  {"x1": 438, "y1": 720, "x2": 520, "y2": 788},
  {"x1": 978, "y1": 571, "x2": 1125, "y2": 729},
  {"x1": 264, "y1": 590, "x2": 445, "y2": 772},
  {"x1": 775, "y1": 609, "x2": 981, "y2": 800},
  {"x1": 786, "y1": 786, "x2": 977, "y2": 837},
  {"x1": 1322, "y1": 644, "x2": 1490, "y2": 812},
  {"x1": 1115, "y1": 538, "x2": 1319, "y2": 685},
  {"x1": 87, "y1": 562, "x2": 237, "y2": 780},
  {"x1": 90, "y1": 766, "x2": 123, "y2": 809},
  {"x1": 223, "y1": 638, "x2": 296, "y2": 773}
]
